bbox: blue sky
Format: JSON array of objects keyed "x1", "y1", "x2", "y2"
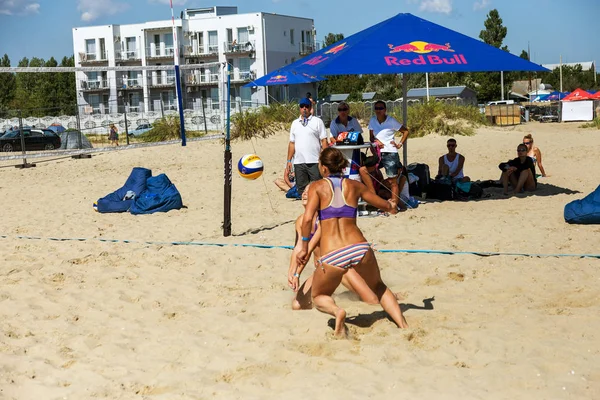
[{"x1": 1, "y1": 0, "x2": 599, "y2": 71}]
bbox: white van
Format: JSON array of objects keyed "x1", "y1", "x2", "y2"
[{"x1": 487, "y1": 100, "x2": 515, "y2": 106}]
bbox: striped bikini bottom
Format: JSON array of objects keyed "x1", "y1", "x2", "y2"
[{"x1": 319, "y1": 242, "x2": 370, "y2": 270}]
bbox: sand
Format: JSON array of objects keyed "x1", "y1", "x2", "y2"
[{"x1": 0, "y1": 121, "x2": 599, "y2": 399}]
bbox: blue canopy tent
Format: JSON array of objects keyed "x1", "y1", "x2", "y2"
[
  {"x1": 244, "y1": 70, "x2": 325, "y2": 102},
  {"x1": 273, "y1": 13, "x2": 548, "y2": 164},
  {"x1": 545, "y1": 91, "x2": 570, "y2": 101}
]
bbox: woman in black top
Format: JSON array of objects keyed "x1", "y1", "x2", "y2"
[{"x1": 499, "y1": 144, "x2": 537, "y2": 195}]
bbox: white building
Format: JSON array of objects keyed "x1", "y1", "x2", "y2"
[{"x1": 72, "y1": 6, "x2": 318, "y2": 115}]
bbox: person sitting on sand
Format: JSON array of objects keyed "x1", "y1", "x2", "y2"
[
  {"x1": 437, "y1": 138, "x2": 470, "y2": 183},
  {"x1": 296, "y1": 148, "x2": 408, "y2": 337},
  {"x1": 289, "y1": 183, "x2": 391, "y2": 310},
  {"x1": 523, "y1": 134, "x2": 547, "y2": 177},
  {"x1": 499, "y1": 144, "x2": 537, "y2": 196},
  {"x1": 274, "y1": 168, "x2": 299, "y2": 198}
]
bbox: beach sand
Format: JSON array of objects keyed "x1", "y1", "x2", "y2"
[{"x1": 1, "y1": 121, "x2": 599, "y2": 399}]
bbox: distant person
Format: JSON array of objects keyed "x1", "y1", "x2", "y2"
[
  {"x1": 306, "y1": 92, "x2": 316, "y2": 116},
  {"x1": 109, "y1": 124, "x2": 119, "y2": 146},
  {"x1": 286, "y1": 98, "x2": 328, "y2": 197},
  {"x1": 368, "y1": 100, "x2": 409, "y2": 202},
  {"x1": 274, "y1": 168, "x2": 300, "y2": 199},
  {"x1": 523, "y1": 134, "x2": 547, "y2": 177},
  {"x1": 499, "y1": 144, "x2": 537, "y2": 196},
  {"x1": 329, "y1": 101, "x2": 364, "y2": 145},
  {"x1": 437, "y1": 138, "x2": 470, "y2": 183}
]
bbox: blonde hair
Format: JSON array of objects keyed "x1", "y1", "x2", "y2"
[{"x1": 523, "y1": 134, "x2": 533, "y2": 142}]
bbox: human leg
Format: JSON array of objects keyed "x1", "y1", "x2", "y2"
[
  {"x1": 294, "y1": 164, "x2": 310, "y2": 197},
  {"x1": 311, "y1": 262, "x2": 348, "y2": 337},
  {"x1": 341, "y1": 269, "x2": 379, "y2": 304},
  {"x1": 274, "y1": 178, "x2": 290, "y2": 191},
  {"x1": 359, "y1": 166, "x2": 376, "y2": 194},
  {"x1": 353, "y1": 249, "x2": 408, "y2": 328},
  {"x1": 514, "y1": 169, "x2": 535, "y2": 193},
  {"x1": 306, "y1": 163, "x2": 321, "y2": 183}
]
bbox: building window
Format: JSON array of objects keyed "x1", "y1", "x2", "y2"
[
  {"x1": 290, "y1": 29, "x2": 294, "y2": 45},
  {"x1": 210, "y1": 87, "x2": 219, "y2": 110},
  {"x1": 85, "y1": 39, "x2": 96, "y2": 59},
  {"x1": 237, "y1": 27, "x2": 249, "y2": 44},
  {"x1": 126, "y1": 37, "x2": 136, "y2": 59},
  {"x1": 239, "y1": 58, "x2": 251, "y2": 79},
  {"x1": 240, "y1": 87, "x2": 252, "y2": 107},
  {"x1": 208, "y1": 31, "x2": 218, "y2": 53}
]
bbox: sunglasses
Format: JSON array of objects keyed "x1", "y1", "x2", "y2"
[
  {"x1": 299, "y1": 104, "x2": 311, "y2": 109},
  {"x1": 523, "y1": 141, "x2": 532, "y2": 145},
  {"x1": 338, "y1": 108, "x2": 349, "y2": 112},
  {"x1": 447, "y1": 144, "x2": 456, "y2": 147},
  {"x1": 374, "y1": 107, "x2": 385, "y2": 111},
  {"x1": 517, "y1": 148, "x2": 527, "y2": 152}
]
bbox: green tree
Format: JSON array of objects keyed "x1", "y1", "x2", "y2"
[
  {"x1": 57, "y1": 55, "x2": 77, "y2": 114},
  {"x1": 0, "y1": 54, "x2": 16, "y2": 111},
  {"x1": 475, "y1": 9, "x2": 509, "y2": 103},
  {"x1": 323, "y1": 33, "x2": 345, "y2": 48}
]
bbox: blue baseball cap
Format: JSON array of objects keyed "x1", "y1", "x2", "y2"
[{"x1": 299, "y1": 97, "x2": 312, "y2": 107}]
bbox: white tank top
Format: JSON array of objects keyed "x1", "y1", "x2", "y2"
[{"x1": 444, "y1": 153, "x2": 464, "y2": 179}]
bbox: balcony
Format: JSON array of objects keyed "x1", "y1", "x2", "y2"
[
  {"x1": 146, "y1": 46, "x2": 176, "y2": 59},
  {"x1": 299, "y1": 41, "x2": 321, "y2": 56},
  {"x1": 231, "y1": 70, "x2": 255, "y2": 83},
  {"x1": 147, "y1": 74, "x2": 176, "y2": 88},
  {"x1": 78, "y1": 51, "x2": 108, "y2": 64},
  {"x1": 185, "y1": 73, "x2": 220, "y2": 86},
  {"x1": 183, "y1": 45, "x2": 219, "y2": 59},
  {"x1": 223, "y1": 40, "x2": 255, "y2": 55},
  {"x1": 80, "y1": 79, "x2": 109, "y2": 92},
  {"x1": 115, "y1": 50, "x2": 141, "y2": 62},
  {"x1": 116, "y1": 77, "x2": 143, "y2": 89}
]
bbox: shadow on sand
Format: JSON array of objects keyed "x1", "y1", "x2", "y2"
[{"x1": 328, "y1": 297, "x2": 435, "y2": 329}]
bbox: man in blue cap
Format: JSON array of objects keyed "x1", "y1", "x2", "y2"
[{"x1": 286, "y1": 97, "x2": 328, "y2": 197}]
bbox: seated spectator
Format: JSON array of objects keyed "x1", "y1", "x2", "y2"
[
  {"x1": 437, "y1": 138, "x2": 470, "y2": 183},
  {"x1": 360, "y1": 156, "x2": 411, "y2": 210},
  {"x1": 523, "y1": 134, "x2": 547, "y2": 177},
  {"x1": 329, "y1": 102, "x2": 364, "y2": 145},
  {"x1": 499, "y1": 144, "x2": 537, "y2": 196},
  {"x1": 274, "y1": 169, "x2": 300, "y2": 198}
]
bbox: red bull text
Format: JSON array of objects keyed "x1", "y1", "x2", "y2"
[{"x1": 385, "y1": 41, "x2": 466, "y2": 66}]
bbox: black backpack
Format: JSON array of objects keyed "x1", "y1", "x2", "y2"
[
  {"x1": 426, "y1": 180, "x2": 455, "y2": 201},
  {"x1": 454, "y1": 182, "x2": 484, "y2": 201},
  {"x1": 407, "y1": 163, "x2": 431, "y2": 197}
]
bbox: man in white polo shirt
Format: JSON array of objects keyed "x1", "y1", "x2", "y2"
[
  {"x1": 286, "y1": 97, "x2": 328, "y2": 197},
  {"x1": 368, "y1": 100, "x2": 409, "y2": 202}
]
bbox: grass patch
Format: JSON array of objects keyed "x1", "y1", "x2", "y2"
[
  {"x1": 392, "y1": 101, "x2": 487, "y2": 138},
  {"x1": 231, "y1": 102, "x2": 299, "y2": 141},
  {"x1": 579, "y1": 118, "x2": 600, "y2": 129}
]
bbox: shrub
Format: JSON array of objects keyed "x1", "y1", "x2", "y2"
[
  {"x1": 579, "y1": 118, "x2": 600, "y2": 129},
  {"x1": 392, "y1": 100, "x2": 487, "y2": 138},
  {"x1": 230, "y1": 108, "x2": 278, "y2": 141}
]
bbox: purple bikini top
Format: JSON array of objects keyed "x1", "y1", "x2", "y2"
[{"x1": 318, "y1": 176, "x2": 358, "y2": 221}]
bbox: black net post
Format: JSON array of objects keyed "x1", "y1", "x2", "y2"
[{"x1": 15, "y1": 109, "x2": 35, "y2": 169}]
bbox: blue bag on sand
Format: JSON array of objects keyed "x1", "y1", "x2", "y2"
[
  {"x1": 564, "y1": 185, "x2": 600, "y2": 224},
  {"x1": 286, "y1": 185, "x2": 300, "y2": 199},
  {"x1": 130, "y1": 174, "x2": 183, "y2": 215},
  {"x1": 96, "y1": 167, "x2": 152, "y2": 213}
]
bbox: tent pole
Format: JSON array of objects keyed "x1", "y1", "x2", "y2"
[
  {"x1": 426, "y1": 73, "x2": 430, "y2": 101},
  {"x1": 402, "y1": 73, "x2": 408, "y2": 167},
  {"x1": 223, "y1": 63, "x2": 232, "y2": 237}
]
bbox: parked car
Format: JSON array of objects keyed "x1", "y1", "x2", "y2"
[
  {"x1": 128, "y1": 123, "x2": 153, "y2": 137},
  {"x1": 0, "y1": 129, "x2": 61, "y2": 152}
]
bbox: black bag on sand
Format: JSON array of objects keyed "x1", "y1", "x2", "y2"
[
  {"x1": 426, "y1": 181, "x2": 454, "y2": 201},
  {"x1": 407, "y1": 163, "x2": 431, "y2": 197},
  {"x1": 454, "y1": 182, "x2": 484, "y2": 201}
]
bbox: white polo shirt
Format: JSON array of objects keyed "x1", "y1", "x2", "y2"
[
  {"x1": 368, "y1": 115, "x2": 403, "y2": 153},
  {"x1": 330, "y1": 116, "x2": 363, "y2": 138},
  {"x1": 289, "y1": 115, "x2": 327, "y2": 164}
]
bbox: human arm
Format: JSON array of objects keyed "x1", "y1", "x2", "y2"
[
  {"x1": 318, "y1": 119, "x2": 328, "y2": 150},
  {"x1": 438, "y1": 156, "x2": 445, "y2": 176},
  {"x1": 358, "y1": 182, "x2": 398, "y2": 214},
  {"x1": 535, "y1": 148, "x2": 546, "y2": 176},
  {"x1": 286, "y1": 141, "x2": 295, "y2": 174},
  {"x1": 297, "y1": 184, "x2": 320, "y2": 266},
  {"x1": 395, "y1": 125, "x2": 409, "y2": 147},
  {"x1": 288, "y1": 217, "x2": 303, "y2": 290}
]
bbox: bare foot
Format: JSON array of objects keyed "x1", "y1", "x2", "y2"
[{"x1": 334, "y1": 308, "x2": 347, "y2": 338}]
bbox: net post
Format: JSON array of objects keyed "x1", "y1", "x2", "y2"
[{"x1": 223, "y1": 63, "x2": 232, "y2": 237}]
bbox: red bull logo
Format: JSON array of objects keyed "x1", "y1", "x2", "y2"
[
  {"x1": 385, "y1": 41, "x2": 466, "y2": 66},
  {"x1": 267, "y1": 74, "x2": 287, "y2": 83},
  {"x1": 303, "y1": 42, "x2": 348, "y2": 66}
]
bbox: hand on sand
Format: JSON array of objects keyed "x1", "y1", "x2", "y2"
[
  {"x1": 290, "y1": 275, "x2": 300, "y2": 292},
  {"x1": 388, "y1": 199, "x2": 398, "y2": 215}
]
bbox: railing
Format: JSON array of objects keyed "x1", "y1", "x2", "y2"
[
  {"x1": 147, "y1": 74, "x2": 176, "y2": 86},
  {"x1": 223, "y1": 40, "x2": 255, "y2": 54},
  {"x1": 145, "y1": 46, "x2": 175, "y2": 58},
  {"x1": 80, "y1": 80, "x2": 109, "y2": 90},
  {"x1": 115, "y1": 50, "x2": 140, "y2": 61},
  {"x1": 299, "y1": 41, "x2": 321, "y2": 56},
  {"x1": 117, "y1": 78, "x2": 142, "y2": 88},
  {"x1": 207, "y1": 44, "x2": 219, "y2": 54},
  {"x1": 79, "y1": 51, "x2": 108, "y2": 63},
  {"x1": 183, "y1": 45, "x2": 205, "y2": 57},
  {"x1": 186, "y1": 73, "x2": 220, "y2": 85},
  {"x1": 235, "y1": 70, "x2": 254, "y2": 82}
]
